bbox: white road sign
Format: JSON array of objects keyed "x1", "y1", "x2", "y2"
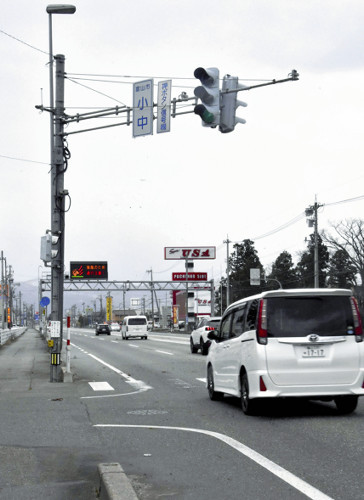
[
  {"x1": 157, "y1": 80, "x2": 171, "y2": 133},
  {"x1": 133, "y1": 79, "x2": 154, "y2": 137},
  {"x1": 250, "y1": 268, "x2": 261, "y2": 286},
  {"x1": 164, "y1": 247, "x2": 216, "y2": 260},
  {"x1": 50, "y1": 320, "x2": 61, "y2": 337}
]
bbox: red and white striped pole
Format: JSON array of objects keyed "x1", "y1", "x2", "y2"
[{"x1": 66, "y1": 316, "x2": 71, "y2": 373}]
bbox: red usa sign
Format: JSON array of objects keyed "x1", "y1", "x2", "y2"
[{"x1": 165, "y1": 247, "x2": 216, "y2": 260}]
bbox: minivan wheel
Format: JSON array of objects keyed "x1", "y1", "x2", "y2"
[
  {"x1": 207, "y1": 365, "x2": 223, "y2": 401},
  {"x1": 240, "y1": 373, "x2": 257, "y2": 415},
  {"x1": 190, "y1": 338, "x2": 198, "y2": 354},
  {"x1": 334, "y1": 395, "x2": 358, "y2": 415}
]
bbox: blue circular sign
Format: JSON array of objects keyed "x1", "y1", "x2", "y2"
[{"x1": 40, "y1": 296, "x2": 50, "y2": 307}]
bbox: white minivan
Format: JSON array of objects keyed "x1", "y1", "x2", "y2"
[
  {"x1": 121, "y1": 315, "x2": 148, "y2": 340},
  {"x1": 206, "y1": 288, "x2": 364, "y2": 415}
]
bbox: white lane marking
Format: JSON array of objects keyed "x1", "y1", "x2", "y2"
[
  {"x1": 111, "y1": 341, "x2": 118, "y2": 344},
  {"x1": 155, "y1": 350, "x2": 174, "y2": 356},
  {"x1": 152, "y1": 334, "x2": 188, "y2": 341},
  {"x1": 128, "y1": 344, "x2": 140, "y2": 348},
  {"x1": 94, "y1": 424, "x2": 333, "y2": 500},
  {"x1": 149, "y1": 336, "x2": 188, "y2": 346},
  {"x1": 82, "y1": 389, "x2": 145, "y2": 399},
  {"x1": 71, "y1": 342, "x2": 152, "y2": 395},
  {"x1": 196, "y1": 378, "x2": 206, "y2": 384},
  {"x1": 89, "y1": 381, "x2": 114, "y2": 391}
]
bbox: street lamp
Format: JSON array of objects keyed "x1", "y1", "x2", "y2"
[
  {"x1": 47, "y1": 5, "x2": 76, "y2": 154},
  {"x1": 46, "y1": 4, "x2": 76, "y2": 382}
]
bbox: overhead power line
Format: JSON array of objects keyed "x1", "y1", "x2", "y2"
[
  {"x1": 0, "y1": 28, "x2": 48, "y2": 55},
  {"x1": 0, "y1": 154, "x2": 49, "y2": 166},
  {"x1": 325, "y1": 194, "x2": 364, "y2": 207},
  {"x1": 66, "y1": 76, "x2": 127, "y2": 106},
  {"x1": 67, "y1": 72, "x2": 273, "y2": 83},
  {"x1": 231, "y1": 194, "x2": 364, "y2": 246}
]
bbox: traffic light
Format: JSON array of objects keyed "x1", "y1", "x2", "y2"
[
  {"x1": 219, "y1": 75, "x2": 247, "y2": 133},
  {"x1": 51, "y1": 233, "x2": 59, "y2": 259},
  {"x1": 40, "y1": 232, "x2": 60, "y2": 263},
  {"x1": 193, "y1": 67, "x2": 220, "y2": 127}
]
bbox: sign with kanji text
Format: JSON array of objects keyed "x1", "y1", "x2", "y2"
[
  {"x1": 165, "y1": 247, "x2": 216, "y2": 260},
  {"x1": 70, "y1": 261, "x2": 108, "y2": 280},
  {"x1": 50, "y1": 321, "x2": 61, "y2": 338},
  {"x1": 157, "y1": 80, "x2": 171, "y2": 133},
  {"x1": 133, "y1": 79, "x2": 154, "y2": 137}
]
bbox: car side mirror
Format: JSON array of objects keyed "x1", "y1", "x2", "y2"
[{"x1": 207, "y1": 331, "x2": 219, "y2": 342}]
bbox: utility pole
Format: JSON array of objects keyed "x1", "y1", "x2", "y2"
[
  {"x1": 146, "y1": 269, "x2": 154, "y2": 325},
  {"x1": 4, "y1": 258, "x2": 8, "y2": 328},
  {"x1": 8, "y1": 265, "x2": 13, "y2": 328},
  {"x1": 1, "y1": 251, "x2": 4, "y2": 329},
  {"x1": 223, "y1": 236, "x2": 231, "y2": 307},
  {"x1": 305, "y1": 197, "x2": 323, "y2": 288},
  {"x1": 18, "y1": 291, "x2": 22, "y2": 326},
  {"x1": 313, "y1": 201, "x2": 319, "y2": 288},
  {"x1": 185, "y1": 261, "x2": 189, "y2": 330},
  {"x1": 50, "y1": 54, "x2": 66, "y2": 382}
]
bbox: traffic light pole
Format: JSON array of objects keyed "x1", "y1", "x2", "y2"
[
  {"x1": 50, "y1": 54, "x2": 66, "y2": 382},
  {"x1": 220, "y1": 70, "x2": 299, "y2": 97}
]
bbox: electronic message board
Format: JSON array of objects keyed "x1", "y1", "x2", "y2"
[{"x1": 70, "y1": 261, "x2": 108, "y2": 280}]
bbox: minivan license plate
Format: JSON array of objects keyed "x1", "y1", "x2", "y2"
[{"x1": 302, "y1": 346, "x2": 325, "y2": 358}]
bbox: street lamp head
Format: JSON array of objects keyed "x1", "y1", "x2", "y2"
[{"x1": 46, "y1": 4, "x2": 76, "y2": 14}]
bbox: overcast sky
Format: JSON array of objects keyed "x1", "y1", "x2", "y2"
[{"x1": 1, "y1": 0, "x2": 364, "y2": 290}]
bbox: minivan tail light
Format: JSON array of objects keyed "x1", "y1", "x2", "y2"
[
  {"x1": 259, "y1": 376, "x2": 267, "y2": 391},
  {"x1": 350, "y1": 297, "x2": 363, "y2": 343},
  {"x1": 257, "y1": 299, "x2": 268, "y2": 345}
]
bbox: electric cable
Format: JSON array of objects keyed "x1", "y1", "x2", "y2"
[{"x1": 0, "y1": 28, "x2": 48, "y2": 55}]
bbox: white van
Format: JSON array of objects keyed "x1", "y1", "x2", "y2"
[
  {"x1": 121, "y1": 315, "x2": 148, "y2": 340},
  {"x1": 206, "y1": 288, "x2": 364, "y2": 415}
]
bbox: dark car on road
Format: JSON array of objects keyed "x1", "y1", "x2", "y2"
[{"x1": 95, "y1": 323, "x2": 111, "y2": 336}]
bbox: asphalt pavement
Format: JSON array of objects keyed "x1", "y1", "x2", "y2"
[{"x1": 0, "y1": 328, "x2": 137, "y2": 500}]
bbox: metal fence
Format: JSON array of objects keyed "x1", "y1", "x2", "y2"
[{"x1": 0, "y1": 327, "x2": 26, "y2": 346}]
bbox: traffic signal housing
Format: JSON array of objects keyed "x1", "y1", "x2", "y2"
[
  {"x1": 193, "y1": 67, "x2": 220, "y2": 127},
  {"x1": 219, "y1": 75, "x2": 247, "y2": 133}
]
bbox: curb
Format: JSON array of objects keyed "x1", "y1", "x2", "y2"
[{"x1": 98, "y1": 463, "x2": 138, "y2": 500}]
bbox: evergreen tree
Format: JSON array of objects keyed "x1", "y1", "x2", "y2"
[
  {"x1": 327, "y1": 249, "x2": 357, "y2": 288},
  {"x1": 228, "y1": 239, "x2": 263, "y2": 302},
  {"x1": 296, "y1": 234, "x2": 329, "y2": 287},
  {"x1": 268, "y1": 250, "x2": 299, "y2": 289}
]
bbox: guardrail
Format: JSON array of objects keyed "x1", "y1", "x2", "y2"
[{"x1": 0, "y1": 327, "x2": 26, "y2": 346}]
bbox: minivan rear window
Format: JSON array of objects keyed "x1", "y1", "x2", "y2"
[
  {"x1": 266, "y1": 296, "x2": 353, "y2": 337},
  {"x1": 128, "y1": 318, "x2": 147, "y2": 325}
]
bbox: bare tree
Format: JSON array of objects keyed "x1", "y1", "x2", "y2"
[{"x1": 322, "y1": 219, "x2": 364, "y2": 286}]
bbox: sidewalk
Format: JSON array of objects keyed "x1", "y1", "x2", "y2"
[{"x1": 0, "y1": 328, "x2": 103, "y2": 499}]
